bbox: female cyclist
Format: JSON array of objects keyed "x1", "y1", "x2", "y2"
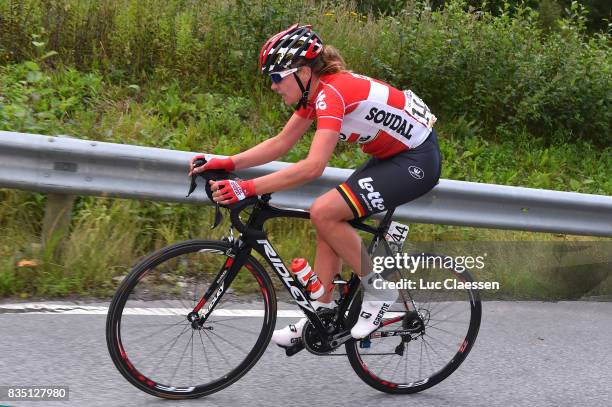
[{"x1": 189, "y1": 24, "x2": 441, "y2": 349}]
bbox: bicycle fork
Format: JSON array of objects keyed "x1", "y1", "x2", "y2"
[{"x1": 187, "y1": 243, "x2": 251, "y2": 329}]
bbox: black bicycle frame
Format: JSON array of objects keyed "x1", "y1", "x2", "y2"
[{"x1": 191, "y1": 194, "x2": 396, "y2": 338}]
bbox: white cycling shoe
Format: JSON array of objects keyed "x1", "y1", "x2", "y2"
[
  {"x1": 350, "y1": 299, "x2": 396, "y2": 339},
  {"x1": 350, "y1": 272, "x2": 399, "y2": 339},
  {"x1": 272, "y1": 301, "x2": 335, "y2": 348}
]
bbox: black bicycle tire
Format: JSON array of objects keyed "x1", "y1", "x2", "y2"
[
  {"x1": 106, "y1": 239, "x2": 277, "y2": 399},
  {"x1": 345, "y1": 252, "x2": 482, "y2": 394}
]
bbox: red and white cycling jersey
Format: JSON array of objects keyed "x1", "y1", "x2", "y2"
[{"x1": 296, "y1": 72, "x2": 436, "y2": 159}]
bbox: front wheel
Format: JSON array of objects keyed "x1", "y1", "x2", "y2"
[
  {"x1": 346, "y1": 252, "x2": 482, "y2": 394},
  {"x1": 106, "y1": 240, "x2": 277, "y2": 399}
]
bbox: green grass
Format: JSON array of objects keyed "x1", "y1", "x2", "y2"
[{"x1": 1, "y1": 0, "x2": 609, "y2": 145}]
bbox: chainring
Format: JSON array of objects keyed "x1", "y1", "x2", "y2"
[{"x1": 302, "y1": 309, "x2": 342, "y2": 356}]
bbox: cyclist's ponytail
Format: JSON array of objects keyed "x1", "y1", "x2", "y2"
[{"x1": 294, "y1": 45, "x2": 348, "y2": 75}]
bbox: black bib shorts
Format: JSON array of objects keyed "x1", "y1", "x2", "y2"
[{"x1": 336, "y1": 130, "x2": 441, "y2": 219}]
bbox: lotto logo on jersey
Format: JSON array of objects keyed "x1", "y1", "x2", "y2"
[
  {"x1": 357, "y1": 177, "x2": 385, "y2": 211},
  {"x1": 315, "y1": 91, "x2": 327, "y2": 110}
]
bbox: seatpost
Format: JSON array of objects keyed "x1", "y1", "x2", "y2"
[{"x1": 377, "y1": 208, "x2": 396, "y2": 235}]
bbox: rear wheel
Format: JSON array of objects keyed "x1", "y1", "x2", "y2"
[
  {"x1": 346, "y1": 253, "x2": 481, "y2": 393},
  {"x1": 106, "y1": 240, "x2": 276, "y2": 399}
]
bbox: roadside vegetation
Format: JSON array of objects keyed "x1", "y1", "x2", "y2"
[{"x1": 0, "y1": 0, "x2": 610, "y2": 299}]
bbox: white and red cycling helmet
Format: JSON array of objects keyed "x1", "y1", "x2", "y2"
[
  {"x1": 259, "y1": 24, "x2": 323, "y2": 109},
  {"x1": 259, "y1": 23, "x2": 323, "y2": 74}
]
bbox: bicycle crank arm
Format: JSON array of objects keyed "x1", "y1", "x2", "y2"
[{"x1": 329, "y1": 331, "x2": 354, "y2": 348}]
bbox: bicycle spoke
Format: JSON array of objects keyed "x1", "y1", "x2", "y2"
[
  {"x1": 208, "y1": 320, "x2": 261, "y2": 336},
  {"x1": 421, "y1": 335, "x2": 448, "y2": 364},
  {"x1": 421, "y1": 337, "x2": 436, "y2": 373},
  {"x1": 121, "y1": 320, "x2": 186, "y2": 328},
  {"x1": 422, "y1": 332, "x2": 459, "y2": 353},
  {"x1": 425, "y1": 301, "x2": 455, "y2": 317},
  {"x1": 390, "y1": 352, "x2": 404, "y2": 382},
  {"x1": 202, "y1": 330, "x2": 232, "y2": 367},
  {"x1": 198, "y1": 330, "x2": 215, "y2": 379},
  {"x1": 207, "y1": 316, "x2": 258, "y2": 324},
  {"x1": 146, "y1": 324, "x2": 192, "y2": 380},
  {"x1": 122, "y1": 319, "x2": 188, "y2": 343},
  {"x1": 205, "y1": 327, "x2": 250, "y2": 355},
  {"x1": 168, "y1": 329, "x2": 195, "y2": 384},
  {"x1": 375, "y1": 352, "x2": 397, "y2": 378},
  {"x1": 419, "y1": 339, "x2": 424, "y2": 379},
  {"x1": 404, "y1": 342, "x2": 410, "y2": 383},
  {"x1": 428, "y1": 308, "x2": 470, "y2": 328},
  {"x1": 360, "y1": 352, "x2": 403, "y2": 356},
  {"x1": 139, "y1": 323, "x2": 192, "y2": 363},
  {"x1": 427, "y1": 317, "x2": 471, "y2": 326},
  {"x1": 426, "y1": 324, "x2": 462, "y2": 338},
  {"x1": 178, "y1": 297, "x2": 193, "y2": 315}
]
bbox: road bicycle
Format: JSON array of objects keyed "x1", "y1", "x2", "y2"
[{"x1": 106, "y1": 165, "x2": 481, "y2": 399}]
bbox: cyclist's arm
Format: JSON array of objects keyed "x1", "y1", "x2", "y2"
[
  {"x1": 231, "y1": 113, "x2": 313, "y2": 170},
  {"x1": 250, "y1": 129, "x2": 339, "y2": 194}
]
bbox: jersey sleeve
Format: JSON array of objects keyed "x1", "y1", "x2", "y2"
[{"x1": 313, "y1": 86, "x2": 345, "y2": 132}]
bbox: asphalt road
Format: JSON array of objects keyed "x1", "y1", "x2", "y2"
[{"x1": 0, "y1": 301, "x2": 611, "y2": 407}]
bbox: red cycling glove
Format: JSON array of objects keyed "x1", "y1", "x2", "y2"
[
  {"x1": 190, "y1": 155, "x2": 235, "y2": 176},
  {"x1": 213, "y1": 179, "x2": 256, "y2": 205},
  {"x1": 203, "y1": 157, "x2": 235, "y2": 171}
]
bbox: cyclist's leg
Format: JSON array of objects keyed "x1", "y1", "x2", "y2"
[
  {"x1": 310, "y1": 189, "x2": 373, "y2": 278},
  {"x1": 312, "y1": 234, "x2": 342, "y2": 304},
  {"x1": 272, "y1": 205, "x2": 351, "y2": 348},
  {"x1": 310, "y1": 156, "x2": 380, "y2": 287}
]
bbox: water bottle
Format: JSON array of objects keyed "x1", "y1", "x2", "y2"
[{"x1": 290, "y1": 258, "x2": 325, "y2": 300}]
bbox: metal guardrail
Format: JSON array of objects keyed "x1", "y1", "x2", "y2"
[{"x1": 1, "y1": 131, "x2": 611, "y2": 237}]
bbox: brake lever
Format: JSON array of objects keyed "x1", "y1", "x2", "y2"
[
  {"x1": 211, "y1": 205, "x2": 222, "y2": 229},
  {"x1": 186, "y1": 158, "x2": 223, "y2": 230},
  {"x1": 186, "y1": 173, "x2": 198, "y2": 197}
]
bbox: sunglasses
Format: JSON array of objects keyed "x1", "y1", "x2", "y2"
[{"x1": 270, "y1": 68, "x2": 299, "y2": 84}]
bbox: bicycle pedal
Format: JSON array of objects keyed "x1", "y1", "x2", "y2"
[
  {"x1": 283, "y1": 342, "x2": 305, "y2": 357},
  {"x1": 359, "y1": 338, "x2": 371, "y2": 349}
]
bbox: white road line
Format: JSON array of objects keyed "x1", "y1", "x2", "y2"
[
  {"x1": 0, "y1": 302, "x2": 406, "y2": 319},
  {"x1": 0, "y1": 303, "x2": 303, "y2": 317}
]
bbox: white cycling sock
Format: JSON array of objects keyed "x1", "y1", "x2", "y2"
[{"x1": 360, "y1": 271, "x2": 398, "y2": 301}]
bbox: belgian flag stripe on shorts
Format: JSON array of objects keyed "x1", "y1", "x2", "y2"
[{"x1": 337, "y1": 183, "x2": 366, "y2": 218}]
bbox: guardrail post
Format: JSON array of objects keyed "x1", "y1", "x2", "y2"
[{"x1": 42, "y1": 193, "x2": 76, "y2": 254}]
